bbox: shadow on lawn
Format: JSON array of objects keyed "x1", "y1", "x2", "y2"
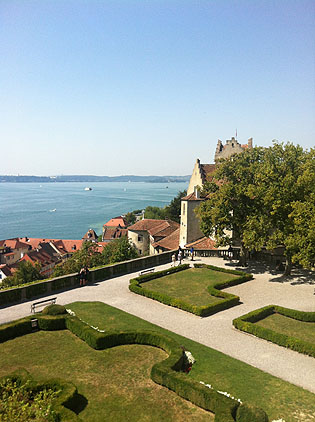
[{"x1": 66, "y1": 392, "x2": 88, "y2": 415}]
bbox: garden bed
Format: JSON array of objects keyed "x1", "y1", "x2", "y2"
[
  {"x1": 233, "y1": 305, "x2": 315, "y2": 357},
  {"x1": 129, "y1": 264, "x2": 253, "y2": 317}
]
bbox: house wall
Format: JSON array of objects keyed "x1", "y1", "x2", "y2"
[
  {"x1": 179, "y1": 199, "x2": 204, "y2": 247},
  {"x1": 187, "y1": 159, "x2": 203, "y2": 195},
  {"x1": 128, "y1": 230, "x2": 149, "y2": 255}
]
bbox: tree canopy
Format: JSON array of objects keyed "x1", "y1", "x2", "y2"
[
  {"x1": 143, "y1": 190, "x2": 187, "y2": 223},
  {"x1": 196, "y1": 142, "x2": 314, "y2": 274}
]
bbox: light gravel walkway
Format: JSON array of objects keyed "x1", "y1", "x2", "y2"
[{"x1": 1, "y1": 257, "x2": 315, "y2": 393}]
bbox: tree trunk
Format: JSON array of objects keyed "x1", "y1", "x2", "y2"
[
  {"x1": 238, "y1": 243, "x2": 248, "y2": 267},
  {"x1": 284, "y1": 255, "x2": 292, "y2": 276}
]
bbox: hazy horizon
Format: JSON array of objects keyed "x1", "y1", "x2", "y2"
[{"x1": 1, "y1": 1, "x2": 314, "y2": 176}]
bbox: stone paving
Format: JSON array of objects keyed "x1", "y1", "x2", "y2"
[{"x1": 1, "y1": 257, "x2": 314, "y2": 393}]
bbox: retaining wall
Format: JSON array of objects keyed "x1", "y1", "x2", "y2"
[{"x1": 0, "y1": 251, "x2": 173, "y2": 307}]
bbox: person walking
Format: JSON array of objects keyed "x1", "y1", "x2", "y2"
[
  {"x1": 178, "y1": 250, "x2": 183, "y2": 266},
  {"x1": 171, "y1": 253, "x2": 176, "y2": 267},
  {"x1": 190, "y1": 247, "x2": 194, "y2": 261},
  {"x1": 79, "y1": 267, "x2": 86, "y2": 286}
]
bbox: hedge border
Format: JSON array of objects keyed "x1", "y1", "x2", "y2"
[
  {"x1": 0, "y1": 369, "x2": 81, "y2": 422},
  {"x1": 0, "y1": 309, "x2": 268, "y2": 422},
  {"x1": 129, "y1": 264, "x2": 253, "y2": 317},
  {"x1": 233, "y1": 305, "x2": 315, "y2": 357}
]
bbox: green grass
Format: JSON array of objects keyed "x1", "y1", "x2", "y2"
[
  {"x1": 142, "y1": 267, "x2": 237, "y2": 306},
  {"x1": 66, "y1": 301, "x2": 315, "y2": 422},
  {"x1": 255, "y1": 313, "x2": 315, "y2": 344},
  {"x1": 0, "y1": 330, "x2": 212, "y2": 422}
]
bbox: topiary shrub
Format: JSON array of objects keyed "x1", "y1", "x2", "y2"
[
  {"x1": 42, "y1": 304, "x2": 67, "y2": 315},
  {"x1": 236, "y1": 403, "x2": 269, "y2": 422}
]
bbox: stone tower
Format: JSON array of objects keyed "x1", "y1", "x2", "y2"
[{"x1": 215, "y1": 137, "x2": 253, "y2": 162}]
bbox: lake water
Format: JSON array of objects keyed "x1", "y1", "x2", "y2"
[{"x1": 0, "y1": 182, "x2": 187, "y2": 240}]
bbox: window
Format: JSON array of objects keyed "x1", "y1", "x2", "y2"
[
  {"x1": 138, "y1": 235, "x2": 143, "y2": 242},
  {"x1": 139, "y1": 249, "x2": 142, "y2": 255},
  {"x1": 182, "y1": 203, "x2": 185, "y2": 215}
]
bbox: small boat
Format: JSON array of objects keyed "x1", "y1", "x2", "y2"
[
  {"x1": 84, "y1": 187, "x2": 92, "y2": 191},
  {"x1": 49, "y1": 208, "x2": 56, "y2": 212}
]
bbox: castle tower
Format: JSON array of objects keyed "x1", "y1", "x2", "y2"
[{"x1": 179, "y1": 187, "x2": 204, "y2": 247}]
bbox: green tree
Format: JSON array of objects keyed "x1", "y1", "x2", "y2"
[
  {"x1": 53, "y1": 241, "x2": 103, "y2": 276},
  {"x1": 102, "y1": 236, "x2": 138, "y2": 264},
  {"x1": 144, "y1": 206, "x2": 166, "y2": 220},
  {"x1": 197, "y1": 147, "x2": 265, "y2": 266},
  {"x1": 164, "y1": 190, "x2": 187, "y2": 223},
  {"x1": 243, "y1": 142, "x2": 310, "y2": 274},
  {"x1": 4, "y1": 261, "x2": 42, "y2": 287},
  {"x1": 197, "y1": 142, "x2": 313, "y2": 274}
]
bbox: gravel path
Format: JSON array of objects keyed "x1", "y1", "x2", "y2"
[{"x1": 1, "y1": 257, "x2": 314, "y2": 393}]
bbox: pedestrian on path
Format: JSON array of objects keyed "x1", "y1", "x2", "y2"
[
  {"x1": 190, "y1": 247, "x2": 194, "y2": 261},
  {"x1": 178, "y1": 251, "x2": 183, "y2": 266},
  {"x1": 171, "y1": 253, "x2": 176, "y2": 267}
]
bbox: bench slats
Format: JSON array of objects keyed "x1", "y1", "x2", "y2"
[{"x1": 31, "y1": 297, "x2": 57, "y2": 313}]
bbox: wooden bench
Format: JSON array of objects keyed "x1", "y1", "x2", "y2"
[
  {"x1": 138, "y1": 268, "x2": 155, "y2": 276},
  {"x1": 31, "y1": 297, "x2": 57, "y2": 313}
]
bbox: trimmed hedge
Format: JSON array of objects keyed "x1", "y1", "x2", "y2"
[
  {"x1": 0, "y1": 317, "x2": 33, "y2": 343},
  {"x1": 129, "y1": 264, "x2": 253, "y2": 317},
  {"x1": 42, "y1": 304, "x2": 67, "y2": 315},
  {"x1": 233, "y1": 305, "x2": 315, "y2": 357},
  {"x1": 0, "y1": 369, "x2": 82, "y2": 422},
  {"x1": 0, "y1": 287, "x2": 22, "y2": 306},
  {"x1": 0, "y1": 309, "x2": 268, "y2": 421}
]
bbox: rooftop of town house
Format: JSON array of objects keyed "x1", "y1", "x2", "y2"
[
  {"x1": 103, "y1": 216, "x2": 128, "y2": 228},
  {"x1": 152, "y1": 228, "x2": 180, "y2": 251},
  {"x1": 0, "y1": 238, "x2": 30, "y2": 250},
  {"x1": 0, "y1": 264, "x2": 12, "y2": 277},
  {"x1": 185, "y1": 236, "x2": 217, "y2": 250},
  {"x1": 82, "y1": 229, "x2": 98, "y2": 241},
  {"x1": 102, "y1": 227, "x2": 128, "y2": 241},
  {"x1": 128, "y1": 219, "x2": 169, "y2": 232}
]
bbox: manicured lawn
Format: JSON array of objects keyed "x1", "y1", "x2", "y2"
[
  {"x1": 255, "y1": 313, "x2": 315, "y2": 344},
  {"x1": 66, "y1": 301, "x2": 315, "y2": 422},
  {"x1": 0, "y1": 330, "x2": 212, "y2": 422},
  {"x1": 142, "y1": 267, "x2": 237, "y2": 306}
]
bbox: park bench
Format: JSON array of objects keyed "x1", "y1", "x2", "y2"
[
  {"x1": 31, "y1": 297, "x2": 57, "y2": 313},
  {"x1": 138, "y1": 268, "x2": 155, "y2": 276}
]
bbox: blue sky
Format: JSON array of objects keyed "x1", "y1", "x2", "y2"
[{"x1": 1, "y1": 0, "x2": 314, "y2": 176}]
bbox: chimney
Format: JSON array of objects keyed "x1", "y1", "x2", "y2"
[{"x1": 194, "y1": 186, "x2": 200, "y2": 199}]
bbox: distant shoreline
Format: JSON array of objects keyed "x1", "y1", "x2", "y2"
[{"x1": 0, "y1": 175, "x2": 190, "y2": 183}]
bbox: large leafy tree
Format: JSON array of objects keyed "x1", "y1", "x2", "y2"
[
  {"x1": 196, "y1": 147, "x2": 265, "y2": 266},
  {"x1": 197, "y1": 142, "x2": 314, "y2": 274},
  {"x1": 243, "y1": 142, "x2": 311, "y2": 274}
]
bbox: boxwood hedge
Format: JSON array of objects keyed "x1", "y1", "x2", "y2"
[
  {"x1": 233, "y1": 305, "x2": 315, "y2": 357},
  {"x1": 129, "y1": 264, "x2": 253, "y2": 317},
  {"x1": 0, "y1": 369, "x2": 82, "y2": 422},
  {"x1": 0, "y1": 305, "x2": 268, "y2": 422}
]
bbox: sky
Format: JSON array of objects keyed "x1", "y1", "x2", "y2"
[{"x1": 1, "y1": 0, "x2": 314, "y2": 176}]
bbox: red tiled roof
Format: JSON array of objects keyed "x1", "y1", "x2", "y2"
[
  {"x1": 104, "y1": 216, "x2": 127, "y2": 228},
  {"x1": 200, "y1": 164, "x2": 216, "y2": 183},
  {"x1": 103, "y1": 227, "x2": 128, "y2": 241},
  {"x1": 128, "y1": 219, "x2": 168, "y2": 232},
  {"x1": 181, "y1": 192, "x2": 203, "y2": 201},
  {"x1": 0, "y1": 238, "x2": 29, "y2": 250},
  {"x1": 185, "y1": 237, "x2": 217, "y2": 250},
  {"x1": 0, "y1": 264, "x2": 12, "y2": 277},
  {"x1": 152, "y1": 228, "x2": 180, "y2": 251},
  {"x1": 82, "y1": 229, "x2": 98, "y2": 240}
]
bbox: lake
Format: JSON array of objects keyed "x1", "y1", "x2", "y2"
[{"x1": 0, "y1": 182, "x2": 187, "y2": 240}]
